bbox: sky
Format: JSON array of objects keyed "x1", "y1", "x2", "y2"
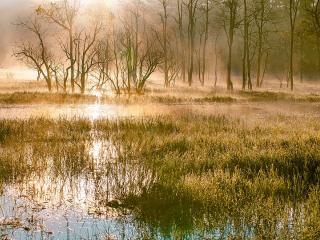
[{"x1": 0, "y1": 0, "x2": 36, "y2": 66}]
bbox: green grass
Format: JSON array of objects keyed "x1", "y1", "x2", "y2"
[{"x1": 0, "y1": 115, "x2": 320, "y2": 238}]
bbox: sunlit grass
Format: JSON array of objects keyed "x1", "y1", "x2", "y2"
[
  {"x1": 1, "y1": 91, "x2": 320, "y2": 105},
  {"x1": 0, "y1": 114, "x2": 320, "y2": 238}
]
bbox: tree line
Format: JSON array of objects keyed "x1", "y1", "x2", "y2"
[{"x1": 13, "y1": 0, "x2": 320, "y2": 93}]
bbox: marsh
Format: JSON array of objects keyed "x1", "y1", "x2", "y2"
[
  {"x1": 1, "y1": 0, "x2": 320, "y2": 239},
  {"x1": 0, "y1": 94, "x2": 319, "y2": 239}
]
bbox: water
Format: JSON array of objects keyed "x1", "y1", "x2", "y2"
[
  {"x1": 0, "y1": 132, "x2": 307, "y2": 239},
  {"x1": 0, "y1": 102, "x2": 315, "y2": 239},
  {"x1": 1, "y1": 101, "x2": 320, "y2": 121},
  {"x1": 0, "y1": 136, "x2": 246, "y2": 240},
  {"x1": 0, "y1": 138, "x2": 156, "y2": 239}
]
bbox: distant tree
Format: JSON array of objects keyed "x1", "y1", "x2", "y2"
[
  {"x1": 305, "y1": 0, "x2": 320, "y2": 36},
  {"x1": 218, "y1": 0, "x2": 241, "y2": 90},
  {"x1": 242, "y1": 0, "x2": 257, "y2": 91},
  {"x1": 51, "y1": 63, "x2": 70, "y2": 92},
  {"x1": 198, "y1": 0, "x2": 214, "y2": 86},
  {"x1": 214, "y1": 34, "x2": 220, "y2": 87},
  {"x1": 14, "y1": 18, "x2": 53, "y2": 92},
  {"x1": 36, "y1": 0, "x2": 80, "y2": 93},
  {"x1": 242, "y1": 0, "x2": 250, "y2": 90},
  {"x1": 135, "y1": 33, "x2": 163, "y2": 94},
  {"x1": 75, "y1": 24, "x2": 101, "y2": 94},
  {"x1": 156, "y1": 0, "x2": 181, "y2": 87},
  {"x1": 305, "y1": 0, "x2": 320, "y2": 75},
  {"x1": 158, "y1": 0, "x2": 170, "y2": 87},
  {"x1": 185, "y1": 0, "x2": 200, "y2": 86},
  {"x1": 175, "y1": 0, "x2": 186, "y2": 83},
  {"x1": 253, "y1": 0, "x2": 273, "y2": 87},
  {"x1": 286, "y1": 0, "x2": 301, "y2": 91}
]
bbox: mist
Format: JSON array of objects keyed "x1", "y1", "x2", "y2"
[
  {"x1": 1, "y1": 0, "x2": 320, "y2": 91},
  {"x1": 1, "y1": 1, "x2": 320, "y2": 239},
  {"x1": 0, "y1": 0, "x2": 34, "y2": 66}
]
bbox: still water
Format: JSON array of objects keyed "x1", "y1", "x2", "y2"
[
  {"x1": 0, "y1": 101, "x2": 320, "y2": 120},
  {"x1": 0, "y1": 136, "x2": 229, "y2": 240}
]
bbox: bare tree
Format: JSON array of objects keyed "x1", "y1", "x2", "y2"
[
  {"x1": 185, "y1": 0, "x2": 199, "y2": 86},
  {"x1": 254, "y1": 0, "x2": 273, "y2": 87},
  {"x1": 36, "y1": 0, "x2": 80, "y2": 93},
  {"x1": 93, "y1": 31, "x2": 123, "y2": 95},
  {"x1": 296, "y1": 20, "x2": 307, "y2": 83},
  {"x1": 93, "y1": 39, "x2": 113, "y2": 92},
  {"x1": 242, "y1": 0, "x2": 249, "y2": 90},
  {"x1": 287, "y1": 0, "x2": 300, "y2": 91},
  {"x1": 199, "y1": 0, "x2": 214, "y2": 86},
  {"x1": 135, "y1": 33, "x2": 163, "y2": 94},
  {"x1": 119, "y1": 23, "x2": 135, "y2": 94},
  {"x1": 307, "y1": 0, "x2": 320, "y2": 35},
  {"x1": 214, "y1": 34, "x2": 220, "y2": 87},
  {"x1": 156, "y1": 0, "x2": 181, "y2": 87},
  {"x1": 158, "y1": 0, "x2": 170, "y2": 87},
  {"x1": 14, "y1": 18, "x2": 53, "y2": 92},
  {"x1": 175, "y1": 0, "x2": 186, "y2": 83},
  {"x1": 242, "y1": 0, "x2": 256, "y2": 90},
  {"x1": 306, "y1": 0, "x2": 320, "y2": 76},
  {"x1": 75, "y1": 24, "x2": 101, "y2": 94},
  {"x1": 51, "y1": 63, "x2": 70, "y2": 92},
  {"x1": 218, "y1": 0, "x2": 241, "y2": 90}
]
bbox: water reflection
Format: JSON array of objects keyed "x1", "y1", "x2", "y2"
[
  {"x1": 0, "y1": 132, "x2": 310, "y2": 239},
  {"x1": 1, "y1": 101, "x2": 320, "y2": 121},
  {"x1": 0, "y1": 136, "x2": 157, "y2": 239}
]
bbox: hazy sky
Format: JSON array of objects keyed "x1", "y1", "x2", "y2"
[
  {"x1": 0, "y1": 0, "x2": 119, "y2": 67},
  {"x1": 0, "y1": 0, "x2": 37, "y2": 66}
]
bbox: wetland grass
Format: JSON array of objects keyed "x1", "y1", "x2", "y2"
[
  {"x1": 0, "y1": 114, "x2": 319, "y2": 238},
  {"x1": 0, "y1": 92, "x2": 236, "y2": 105},
  {"x1": 2, "y1": 91, "x2": 320, "y2": 106}
]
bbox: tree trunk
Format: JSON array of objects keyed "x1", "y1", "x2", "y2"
[
  {"x1": 256, "y1": 32, "x2": 263, "y2": 87},
  {"x1": 163, "y1": 4, "x2": 169, "y2": 87},
  {"x1": 242, "y1": 0, "x2": 247, "y2": 90},
  {"x1": 242, "y1": 41, "x2": 247, "y2": 90},
  {"x1": 201, "y1": 0, "x2": 209, "y2": 86},
  {"x1": 227, "y1": 41, "x2": 233, "y2": 91},
  {"x1": 289, "y1": 0, "x2": 299, "y2": 91},
  {"x1": 46, "y1": 77, "x2": 52, "y2": 92},
  {"x1": 187, "y1": 1, "x2": 197, "y2": 87},
  {"x1": 289, "y1": 28, "x2": 294, "y2": 91},
  {"x1": 177, "y1": 0, "x2": 185, "y2": 83},
  {"x1": 69, "y1": 28, "x2": 75, "y2": 93},
  {"x1": 300, "y1": 37, "x2": 304, "y2": 83},
  {"x1": 188, "y1": 28, "x2": 194, "y2": 87},
  {"x1": 256, "y1": 0, "x2": 265, "y2": 88},
  {"x1": 214, "y1": 35, "x2": 219, "y2": 87},
  {"x1": 227, "y1": 17, "x2": 234, "y2": 90}
]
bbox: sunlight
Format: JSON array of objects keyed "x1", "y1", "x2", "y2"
[
  {"x1": 93, "y1": 89, "x2": 103, "y2": 103},
  {"x1": 2, "y1": 0, "x2": 320, "y2": 238},
  {"x1": 90, "y1": 102, "x2": 103, "y2": 121},
  {"x1": 102, "y1": 0, "x2": 117, "y2": 8},
  {"x1": 79, "y1": 0, "x2": 118, "y2": 8}
]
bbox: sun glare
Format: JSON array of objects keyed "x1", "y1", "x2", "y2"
[{"x1": 78, "y1": 0, "x2": 118, "y2": 8}]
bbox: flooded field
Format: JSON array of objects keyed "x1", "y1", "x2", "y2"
[
  {"x1": 0, "y1": 136, "x2": 154, "y2": 239},
  {"x1": 1, "y1": 101, "x2": 320, "y2": 121},
  {"x1": 0, "y1": 106, "x2": 319, "y2": 239}
]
